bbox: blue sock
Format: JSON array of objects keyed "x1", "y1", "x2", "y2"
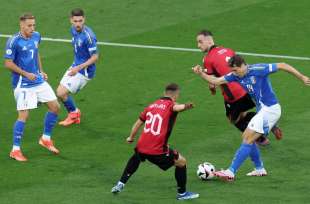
[
  {"x1": 43, "y1": 112, "x2": 58, "y2": 137},
  {"x1": 250, "y1": 143, "x2": 264, "y2": 169},
  {"x1": 229, "y1": 143, "x2": 252, "y2": 174},
  {"x1": 63, "y1": 96, "x2": 76, "y2": 113},
  {"x1": 13, "y1": 120, "x2": 25, "y2": 147}
]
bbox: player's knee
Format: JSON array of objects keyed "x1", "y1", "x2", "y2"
[
  {"x1": 56, "y1": 86, "x2": 68, "y2": 100},
  {"x1": 242, "y1": 128, "x2": 258, "y2": 144},
  {"x1": 175, "y1": 155, "x2": 187, "y2": 167},
  {"x1": 48, "y1": 100, "x2": 60, "y2": 114},
  {"x1": 18, "y1": 110, "x2": 29, "y2": 121}
]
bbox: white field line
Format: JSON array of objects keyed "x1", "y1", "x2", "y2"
[{"x1": 1, "y1": 34, "x2": 310, "y2": 61}]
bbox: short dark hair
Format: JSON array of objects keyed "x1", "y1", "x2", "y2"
[
  {"x1": 71, "y1": 8, "x2": 84, "y2": 17},
  {"x1": 228, "y1": 55, "x2": 246, "y2": 67},
  {"x1": 20, "y1": 13, "x2": 35, "y2": 21},
  {"x1": 197, "y1": 29, "x2": 213, "y2": 37},
  {"x1": 165, "y1": 83, "x2": 179, "y2": 93}
]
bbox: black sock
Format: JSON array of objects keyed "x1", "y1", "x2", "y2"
[
  {"x1": 175, "y1": 166, "x2": 187, "y2": 194},
  {"x1": 120, "y1": 153, "x2": 141, "y2": 184}
]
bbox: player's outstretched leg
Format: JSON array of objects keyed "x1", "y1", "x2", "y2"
[
  {"x1": 215, "y1": 129, "x2": 262, "y2": 181},
  {"x1": 111, "y1": 153, "x2": 141, "y2": 194},
  {"x1": 174, "y1": 154, "x2": 199, "y2": 200}
]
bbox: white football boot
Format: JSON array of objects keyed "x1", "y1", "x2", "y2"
[{"x1": 246, "y1": 168, "x2": 267, "y2": 176}]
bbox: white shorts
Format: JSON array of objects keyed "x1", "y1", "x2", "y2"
[
  {"x1": 14, "y1": 82, "x2": 57, "y2": 111},
  {"x1": 248, "y1": 103, "x2": 281, "y2": 134},
  {"x1": 60, "y1": 70, "x2": 89, "y2": 94}
]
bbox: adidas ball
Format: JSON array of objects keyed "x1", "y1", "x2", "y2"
[{"x1": 197, "y1": 162, "x2": 215, "y2": 180}]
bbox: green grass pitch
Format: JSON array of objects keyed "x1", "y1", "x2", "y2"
[{"x1": 0, "y1": 0, "x2": 309, "y2": 203}]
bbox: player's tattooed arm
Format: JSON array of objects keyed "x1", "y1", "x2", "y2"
[
  {"x1": 276, "y1": 63, "x2": 310, "y2": 86},
  {"x1": 192, "y1": 65, "x2": 227, "y2": 85},
  {"x1": 4, "y1": 59, "x2": 36, "y2": 81},
  {"x1": 173, "y1": 103, "x2": 194, "y2": 112},
  {"x1": 68, "y1": 54, "x2": 99, "y2": 76},
  {"x1": 126, "y1": 119, "x2": 144, "y2": 143}
]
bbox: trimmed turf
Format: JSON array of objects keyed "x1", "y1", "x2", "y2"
[{"x1": 0, "y1": 0, "x2": 309, "y2": 203}]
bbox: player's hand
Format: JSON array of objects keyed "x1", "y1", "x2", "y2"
[
  {"x1": 302, "y1": 75, "x2": 310, "y2": 86},
  {"x1": 68, "y1": 66, "x2": 81, "y2": 76},
  {"x1": 185, "y1": 102, "x2": 194, "y2": 110},
  {"x1": 25, "y1": 72, "x2": 37, "y2": 81},
  {"x1": 126, "y1": 137, "x2": 134, "y2": 143},
  {"x1": 192, "y1": 65, "x2": 203, "y2": 75},
  {"x1": 209, "y1": 83, "x2": 217, "y2": 95},
  {"x1": 41, "y1": 72, "x2": 48, "y2": 80}
]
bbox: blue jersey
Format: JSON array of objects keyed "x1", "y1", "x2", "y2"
[
  {"x1": 4, "y1": 32, "x2": 44, "y2": 89},
  {"x1": 71, "y1": 26, "x2": 98, "y2": 79},
  {"x1": 224, "y1": 63, "x2": 278, "y2": 110}
]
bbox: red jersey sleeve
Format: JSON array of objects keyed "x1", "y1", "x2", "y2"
[{"x1": 139, "y1": 107, "x2": 148, "y2": 122}]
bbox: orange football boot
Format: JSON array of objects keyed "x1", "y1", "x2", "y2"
[
  {"x1": 59, "y1": 109, "x2": 81, "y2": 126},
  {"x1": 39, "y1": 137, "x2": 60, "y2": 154},
  {"x1": 10, "y1": 150, "x2": 27, "y2": 161}
]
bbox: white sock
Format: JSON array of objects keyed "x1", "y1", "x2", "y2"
[
  {"x1": 12, "y1": 145, "x2": 20, "y2": 151},
  {"x1": 42, "y1": 134, "x2": 51, "y2": 140}
]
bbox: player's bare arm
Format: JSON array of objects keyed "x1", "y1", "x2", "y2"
[
  {"x1": 4, "y1": 59, "x2": 36, "y2": 81},
  {"x1": 208, "y1": 83, "x2": 217, "y2": 95},
  {"x1": 69, "y1": 54, "x2": 99, "y2": 76},
  {"x1": 192, "y1": 65, "x2": 227, "y2": 86},
  {"x1": 38, "y1": 53, "x2": 48, "y2": 80},
  {"x1": 126, "y1": 118, "x2": 144, "y2": 143},
  {"x1": 173, "y1": 103, "x2": 194, "y2": 112},
  {"x1": 276, "y1": 63, "x2": 310, "y2": 86}
]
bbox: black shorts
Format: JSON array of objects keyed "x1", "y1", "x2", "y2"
[
  {"x1": 225, "y1": 94, "x2": 255, "y2": 122},
  {"x1": 135, "y1": 148, "x2": 179, "y2": 171}
]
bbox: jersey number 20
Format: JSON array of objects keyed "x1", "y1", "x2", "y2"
[{"x1": 144, "y1": 112, "x2": 163, "y2": 136}]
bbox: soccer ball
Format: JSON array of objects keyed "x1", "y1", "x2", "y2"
[{"x1": 197, "y1": 162, "x2": 215, "y2": 180}]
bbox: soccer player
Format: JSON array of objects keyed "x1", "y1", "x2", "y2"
[
  {"x1": 4, "y1": 13, "x2": 60, "y2": 161},
  {"x1": 195, "y1": 30, "x2": 282, "y2": 145},
  {"x1": 192, "y1": 55, "x2": 310, "y2": 181},
  {"x1": 111, "y1": 83, "x2": 199, "y2": 200},
  {"x1": 57, "y1": 8, "x2": 98, "y2": 126}
]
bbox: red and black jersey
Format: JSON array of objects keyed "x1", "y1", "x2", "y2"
[
  {"x1": 136, "y1": 97, "x2": 178, "y2": 155},
  {"x1": 203, "y1": 46, "x2": 247, "y2": 103}
]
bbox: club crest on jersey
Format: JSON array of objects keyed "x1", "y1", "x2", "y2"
[{"x1": 250, "y1": 76, "x2": 256, "y2": 84}]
